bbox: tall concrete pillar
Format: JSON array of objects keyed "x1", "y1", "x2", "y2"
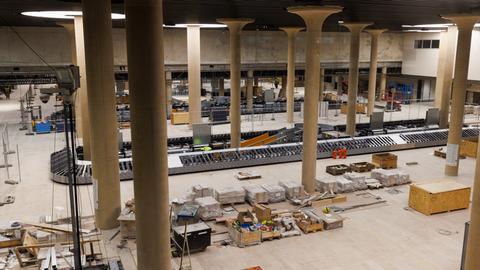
[
  {"x1": 319, "y1": 68, "x2": 325, "y2": 102},
  {"x1": 366, "y1": 29, "x2": 386, "y2": 116},
  {"x1": 125, "y1": 0, "x2": 171, "y2": 269},
  {"x1": 219, "y1": 78, "x2": 225, "y2": 96},
  {"x1": 217, "y1": 18, "x2": 254, "y2": 148},
  {"x1": 165, "y1": 71, "x2": 172, "y2": 118},
  {"x1": 278, "y1": 75, "x2": 288, "y2": 98},
  {"x1": 439, "y1": 26, "x2": 457, "y2": 128},
  {"x1": 246, "y1": 70, "x2": 254, "y2": 110},
  {"x1": 468, "y1": 140, "x2": 480, "y2": 270},
  {"x1": 82, "y1": 0, "x2": 120, "y2": 228},
  {"x1": 443, "y1": 15, "x2": 479, "y2": 177},
  {"x1": 288, "y1": 5, "x2": 343, "y2": 193},
  {"x1": 336, "y1": 75, "x2": 343, "y2": 95},
  {"x1": 380, "y1": 66, "x2": 387, "y2": 100},
  {"x1": 434, "y1": 31, "x2": 448, "y2": 108},
  {"x1": 467, "y1": 91, "x2": 474, "y2": 104},
  {"x1": 343, "y1": 22, "x2": 372, "y2": 136},
  {"x1": 187, "y1": 25, "x2": 202, "y2": 127},
  {"x1": 72, "y1": 17, "x2": 92, "y2": 160},
  {"x1": 280, "y1": 27, "x2": 303, "y2": 124}
]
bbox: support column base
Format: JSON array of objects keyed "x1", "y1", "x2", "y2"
[{"x1": 445, "y1": 165, "x2": 459, "y2": 176}]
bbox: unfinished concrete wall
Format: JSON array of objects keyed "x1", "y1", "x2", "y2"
[{"x1": 0, "y1": 26, "x2": 403, "y2": 67}]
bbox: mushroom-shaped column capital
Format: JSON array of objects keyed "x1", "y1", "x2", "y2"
[
  {"x1": 279, "y1": 26, "x2": 304, "y2": 36},
  {"x1": 216, "y1": 18, "x2": 254, "y2": 33},
  {"x1": 342, "y1": 22, "x2": 373, "y2": 33},
  {"x1": 442, "y1": 13, "x2": 480, "y2": 30},
  {"x1": 365, "y1": 28, "x2": 387, "y2": 36},
  {"x1": 288, "y1": 6, "x2": 343, "y2": 30}
]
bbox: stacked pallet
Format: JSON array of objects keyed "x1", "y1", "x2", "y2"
[
  {"x1": 279, "y1": 181, "x2": 305, "y2": 199},
  {"x1": 244, "y1": 185, "x2": 269, "y2": 204},
  {"x1": 371, "y1": 169, "x2": 410, "y2": 187},
  {"x1": 192, "y1": 185, "x2": 214, "y2": 199},
  {"x1": 343, "y1": 173, "x2": 368, "y2": 190},
  {"x1": 215, "y1": 187, "x2": 246, "y2": 205},
  {"x1": 195, "y1": 196, "x2": 223, "y2": 221},
  {"x1": 335, "y1": 178, "x2": 355, "y2": 193},
  {"x1": 261, "y1": 184, "x2": 286, "y2": 203},
  {"x1": 315, "y1": 178, "x2": 338, "y2": 194}
]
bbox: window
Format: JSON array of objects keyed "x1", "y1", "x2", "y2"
[
  {"x1": 422, "y1": 40, "x2": 432, "y2": 48},
  {"x1": 414, "y1": 40, "x2": 422, "y2": 48},
  {"x1": 414, "y1": 39, "x2": 440, "y2": 49}
]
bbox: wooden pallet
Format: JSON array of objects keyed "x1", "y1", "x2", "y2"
[
  {"x1": 350, "y1": 162, "x2": 375, "y2": 173},
  {"x1": 372, "y1": 153, "x2": 398, "y2": 169},
  {"x1": 326, "y1": 164, "x2": 351, "y2": 175},
  {"x1": 261, "y1": 231, "x2": 281, "y2": 241},
  {"x1": 296, "y1": 220, "x2": 323, "y2": 234}
]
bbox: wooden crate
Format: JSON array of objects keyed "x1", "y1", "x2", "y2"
[
  {"x1": 356, "y1": 103, "x2": 366, "y2": 114},
  {"x1": 171, "y1": 112, "x2": 190, "y2": 125},
  {"x1": 372, "y1": 153, "x2": 397, "y2": 169},
  {"x1": 350, "y1": 162, "x2": 375, "y2": 173},
  {"x1": 296, "y1": 220, "x2": 324, "y2": 234},
  {"x1": 261, "y1": 231, "x2": 281, "y2": 241},
  {"x1": 317, "y1": 212, "x2": 344, "y2": 230},
  {"x1": 460, "y1": 138, "x2": 478, "y2": 158},
  {"x1": 227, "y1": 220, "x2": 261, "y2": 247},
  {"x1": 340, "y1": 103, "x2": 347, "y2": 114},
  {"x1": 326, "y1": 164, "x2": 351, "y2": 175},
  {"x1": 408, "y1": 181, "x2": 471, "y2": 216}
]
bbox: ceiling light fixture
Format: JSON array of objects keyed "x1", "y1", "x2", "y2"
[
  {"x1": 21, "y1": 11, "x2": 125, "y2": 20},
  {"x1": 402, "y1": 29, "x2": 445, "y2": 33},
  {"x1": 164, "y1": 23, "x2": 227, "y2": 28}
]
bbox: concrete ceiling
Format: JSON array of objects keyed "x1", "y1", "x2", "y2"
[{"x1": 0, "y1": 0, "x2": 479, "y2": 31}]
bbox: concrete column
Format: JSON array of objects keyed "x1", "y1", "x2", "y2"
[
  {"x1": 278, "y1": 75, "x2": 287, "y2": 98},
  {"x1": 366, "y1": 29, "x2": 386, "y2": 116},
  {"x1": 380, "y1": 66, "x2": 387, "y2": 100},
  {"x1": 439, "y1": 26, "x2": 458, "y2": 128},
  {"x1": 219, "y1": 78, "x2": 225, "y2": 96},
  {"x1": 336, "y1": 75, "x2": 343, "y2": 95},
  {"x1": 288, "y1": 5, "x2": 343, "y2": 193},
  {"x1": 343, "y1": 22, "x2": 372, "y2": 136},
  {"x1": 247, "y1": 70, "x2": 254, "y2": 110},
  {"x1": 165, "y1": 71, "x2": 172, "y2": 118},
  {"x1": 187, "y1": 25, "x2": 202, "y2": 127},
  {"x1": 467, "y1": 91, "x2": 474, "y2": 104},
  {"x1": 72, "y1": 17, "x2": 92, "y2": 160},
  {"x1": 217, "y1": 18, "x2": 254, "y2": 148},
  {"x1": 319, "y1": 68, "x2": 325, "y2": 102},
  {"x1": 280, "y1": 27, "x2": 303, "y2": 124},
  {"x1": 434, "y1": 31, "x2": 448, "y2": 108},
  {"x1": 125, "y1": 0, "x2": 171, "y2": 269},
  {"x1": 443, "y1": 15, "x2": 480, "y2": 177},
  {"x1": 82, "y1": 0, "x2": 120, "y2": 229},
  {"x1": 468, "y1": 140, "x2": 480, "y2": 270}
]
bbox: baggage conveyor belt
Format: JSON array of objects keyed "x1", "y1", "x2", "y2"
[{"x1": 50, "y1": 127, "x2": 479, "y2": 184}]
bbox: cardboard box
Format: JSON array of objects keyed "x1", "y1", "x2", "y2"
[{"x1": 409, "y1": 181, "x2": 471, "y2": 216}]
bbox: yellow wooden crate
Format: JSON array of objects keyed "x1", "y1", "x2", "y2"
[
  {"x1": 460, "y1": 138, "x2": 478, "y2": 158},
  {"x1": 408, "y1": 181, "x2": 471, "y2": 216},
  {"x1": 171, "y1": 112, "x2": 190, "y2": 125}
]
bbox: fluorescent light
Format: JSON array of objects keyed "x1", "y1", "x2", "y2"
[
  {"x1": 403, "y1": 29, "x2": 444, "y2": 33},
  {"x1": 22, "y1": 11, "x2": 125, "y2": 20},
  {"x1": 402, "y1": 23, "x2": 452, "y2": 28},
  {"x1": 164, "y1": 23, "x2": 227, "y2": 28}
]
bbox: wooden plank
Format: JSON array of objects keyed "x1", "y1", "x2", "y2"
[{"x1": 240, "y1": 133, "x2": 269, "y2": 147}]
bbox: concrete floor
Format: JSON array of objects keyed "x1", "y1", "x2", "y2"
[{"x1": 0, "y1": 87, "x2": 476, "y2": 270}]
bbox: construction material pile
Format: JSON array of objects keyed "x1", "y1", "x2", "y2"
[
  {"x1": 195, "y1": 196, "x2": 223, "y2": 221},
  {"x1": 244, "y1": 185, "x2": 269, "y2": 204},
  {"x1": 215, "y1": 186, "x2": 246, "y2": 205}
]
